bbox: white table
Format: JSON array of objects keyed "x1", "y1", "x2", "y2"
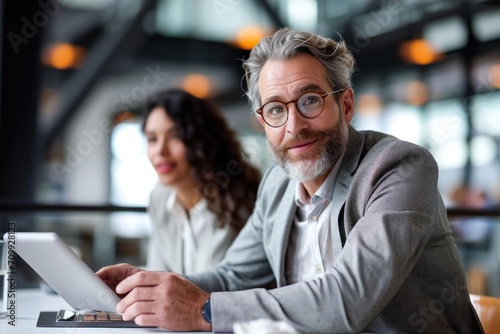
[
  {"x1": 0, "y1": 289, "x2": 377, "y2": 334},
  {"x1": 0, "y1": 289, "x2": 202, "y2": 333}
]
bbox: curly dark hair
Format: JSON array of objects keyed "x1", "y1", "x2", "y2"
[{"x1": 142, "y1": 89, "x2": 261, "y2": 232}]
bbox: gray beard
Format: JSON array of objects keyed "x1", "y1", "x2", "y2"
[{"x1": 268, "y1": 121, "x2": 349, "y2": 183}]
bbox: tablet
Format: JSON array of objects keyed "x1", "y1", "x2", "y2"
[{"x1": 4, "y1": 232, "x2": 121, "y2": 312}]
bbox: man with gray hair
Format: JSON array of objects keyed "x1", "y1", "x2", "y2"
[{"x1": 98, "y1": 28, "x2": 483, "y2": 333}]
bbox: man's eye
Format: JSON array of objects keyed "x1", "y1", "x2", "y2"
[
  {"x1": 303, "y1": 96, "x2": 320, "y2": 105},
  {"x1": 271, "y1": 107, "x2": 285, "y2": 114},
  {"x1": 266, "y1": 105, "x2": 285, "y2": 117},
  {"x1": 147, "y1": 137, "x2": 157, "y2": 143}
]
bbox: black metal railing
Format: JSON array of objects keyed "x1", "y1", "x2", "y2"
[{"x1": 1, "y1": 203, "x2": 500, "y2": 218}]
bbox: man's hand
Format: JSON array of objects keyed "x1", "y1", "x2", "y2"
[
  {"x1": 115, "y1": 270, "x2": 211, "y2": 331},
  {"x1": 96, "y1": 263, "x2": 143, "y2": 298}
]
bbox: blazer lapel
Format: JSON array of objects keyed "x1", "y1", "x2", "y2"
[
  {"x1": 330, "y1": 128, "x2": 365, "y2": 258},
  {"x1": 273, "y1": 179, "x2": 297, "y2": 287}
]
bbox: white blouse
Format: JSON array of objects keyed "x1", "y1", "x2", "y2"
[{"x1": 146, "y1": 185, "x2": 237, "y2": 275}]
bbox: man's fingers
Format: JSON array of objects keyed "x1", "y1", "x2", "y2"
[
  {"x1": 95, "y1": 267, "x2": 117, "y2": 281},
  {"x1": 121, "y1": 300, "x2": 175, "y2": 329},
  {"x1": 96, "y1": 263, "x2": 136, "y2": 281},
  {"x1": 116, "y1": 272, "x2": 166, "y2": 313},
  {"x1": 111, "y1": 272, "x2": 209, "y2": 331},
  {"x1": 117, "y1": 286, "x2": 156, "y2": 313},
  {"x1": 116, "y1": 271, "x2": 162, "y2": 294},
  {"x1": 134, "y1": 313, "x2": 158, "y2": 327},
  {"x1": 120, "y1": 300, "x2": 157, "y2": 322}
]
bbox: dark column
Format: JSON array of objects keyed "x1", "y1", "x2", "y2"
[{"x1": 0, "y1": 0, "x2": 43, "y2": 201}]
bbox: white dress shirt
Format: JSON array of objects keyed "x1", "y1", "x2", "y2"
[{"x1": 285, "y1": 156, "x2": 343, "y2": 284}]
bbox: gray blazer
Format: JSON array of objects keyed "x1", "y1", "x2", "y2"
[{"x1": 189, "y1": 128, "x2": 483, "y2": 333}]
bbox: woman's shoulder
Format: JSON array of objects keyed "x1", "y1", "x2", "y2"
[
  {"x1": 148, "y1": 184, "x2": 175, "y2": 210},
  {"x1": 150, "y1": 183, "x2": 173, "y2": 197}
]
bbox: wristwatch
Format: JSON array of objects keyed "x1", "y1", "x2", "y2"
[{"x1": 201, "y1": 298, "x2": 212, "y2": 324}]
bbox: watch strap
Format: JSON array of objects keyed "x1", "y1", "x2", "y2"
[{"x1": 201, "y1": 298, "x2": 212, "y2": 324}]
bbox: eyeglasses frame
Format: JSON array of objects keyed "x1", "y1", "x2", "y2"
[{"x1": 256, "y1": 88, "x2": 347, "y2": 128}]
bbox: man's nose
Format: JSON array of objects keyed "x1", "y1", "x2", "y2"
[{"x1": 285, "y1": 104, "x2": 308, "y2": 134}]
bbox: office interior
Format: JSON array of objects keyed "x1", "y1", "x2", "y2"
[{"x1": 1, "y1": 0, "x2": 500, "y2": 296}]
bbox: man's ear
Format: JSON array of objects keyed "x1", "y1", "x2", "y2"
[
  {"x1": 256, "y1": 113, "x2": 266, "y2": 127},
  {"x1": 340, "y1": 88, "x2": 355, "y2": 124}
]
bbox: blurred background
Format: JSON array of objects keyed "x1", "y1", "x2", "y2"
[{"x1": 1, "y1": 0, "x2": 500, "y2": 296}]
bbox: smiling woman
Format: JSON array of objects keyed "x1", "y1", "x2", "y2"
[{"x1": 140, "y1": 89, "x2": 261, "y2": 275}]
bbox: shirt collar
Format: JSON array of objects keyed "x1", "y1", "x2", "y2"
[
  {"x1": 294, "y1": 152, "x2": 345, "y2": 208},
  {"x1": 165, "y1": 187, "x2": 177, "y2": 210},
  {"x1": 165, "y1": 188, "x2": 207, "y2": 212}
]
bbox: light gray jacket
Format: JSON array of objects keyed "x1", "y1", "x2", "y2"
[{"x1": 189, "y1": 128, "x2": 483, "y2": 333}]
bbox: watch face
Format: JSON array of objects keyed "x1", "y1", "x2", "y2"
[{"x1": 202, "y1": 298, "x2": 212, "y2": 323}]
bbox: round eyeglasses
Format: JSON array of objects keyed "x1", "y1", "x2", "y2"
[{"x1": 256, "y1": 89, "x2": 346, "y2": 128}]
